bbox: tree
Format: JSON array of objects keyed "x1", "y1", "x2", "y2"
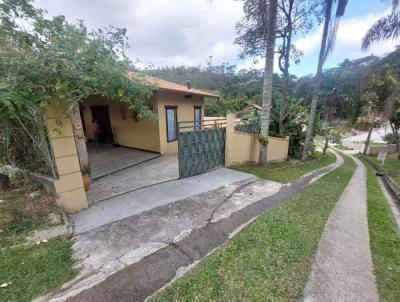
[
  {"x1": 276, "y1": 0, "x2": 322, "y2": 136},
  {"x1": 388, "y1": 102, "x2": 400, "y2": 160},
  {"x1": 236, "y1": 0, "x2": 279, "y2": 166},
  {"x1": 362, "y1": 0, "x2": 400, "y2": 50},
  {"x1": 362, "y1": 1, "x2": 400, "y2": 150},
  {"x1": 361, "y1": 64, "x2": 397, "y2": 155},
  {"x1": 302, "y1": 0, "x2": 348, "y2": 159},
  {"x1": 0, "y1": 0, "x2": 154, "y2": 174}
]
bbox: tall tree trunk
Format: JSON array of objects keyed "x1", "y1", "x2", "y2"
[
  {"x1": 363, "y1": 122, "x2": 374, "y2": 155},
  {"x1": 279, "y1": 14, "x2": 292, "y2": 137},
  {"x1": 70, "y1": 103, "x2": 89, "y2": 169},
  {"x1": 279, "y1": 71, "x2": 289, "y2": 137},
  {"x1": 259, "y1": 0, "x2": 278, "y2": 166},
  {"x1": 302, "y1": 0, "x2": 333, "y2": 160}
]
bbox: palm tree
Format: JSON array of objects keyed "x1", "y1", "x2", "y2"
[
  {"x1": 362, "y1": 0, "x2": 400, "y2": 50},
  {"x1": 259, "y1": 0, "x2": 279, "y2": 166},
  {"x1": 362, "y1": 0, "x2": 400, "y2": 153},
  {"x1": 302, "y1": 0, "x2": 348, "y2": 159}
]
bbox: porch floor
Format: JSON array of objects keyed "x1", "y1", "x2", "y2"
[
  {"x1": 88, "y1": 143, "x2": 160, "y2": 180},
  {"x1": 86, "y1": 155, "x2": 179, "y2": 204}
]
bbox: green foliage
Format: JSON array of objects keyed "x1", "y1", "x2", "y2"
[
  {"x1": 205, "y1": 97, "x2": 250, "y2": 117},
  {"x1": 0, "y1": 0, "x2": 154, "y2": 119},
  {"x1": 0, "y1": 0, "x2": 155, "y2": 172}
]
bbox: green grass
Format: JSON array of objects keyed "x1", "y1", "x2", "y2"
[
  {"x1": 0, "y1": 237, "x2": 75, "y2": 302},
  {"x1": 335, "y1": 144, "x2": 352, "y2": 150},
  {"x1": 0, "y1": 179, "x2": 76, "y2": 302},
  {"x1": 366, "y1": 142, "x2": 386, "y2": 148},
  {"x1": 149, "y1": 155, "x2": 356, "y2": 302},
  {"x1": 230, "y1": 152, "x2": 336, "y2": 183},
  {"x1": 365, "y1": 164, "x2": 400, "y2": 302},
  {"x1": 365, "y1": 153, "x2": 400, "y2": 187}
]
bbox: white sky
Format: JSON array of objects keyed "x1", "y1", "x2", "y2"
[{"x1": 35, "y1": 0, "x2": 399, "y2": 76}]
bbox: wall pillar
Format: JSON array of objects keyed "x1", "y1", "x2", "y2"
[
  {"x1": 45, "y1": 102, "x2": 88, "y2": 213},
  {"x1": 224, "y1": 113, "x2": 235, "y2": 167}
]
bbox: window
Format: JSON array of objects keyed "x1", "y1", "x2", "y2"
[
  {"x1": 194, "y1": 106, "x2": 202, "y2": 130},
  {"x1": 166, "y1": 106, "x2": 177, "y2": 142}
]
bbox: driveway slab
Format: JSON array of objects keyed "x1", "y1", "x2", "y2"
[
  {"x1": 88, "y1": 144, "x2": 160, "y2": 180},
  {"x1": 73, "y1": 167, "x2": 255, "y2": 234},
  {"x1": 86, "y1": 155, "x2": 178, "y2": 204}
]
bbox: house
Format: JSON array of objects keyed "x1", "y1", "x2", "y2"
[
  {"x1": 81, "y1": 75, "x2": 218, "y2": 155},
  {"x1": 44, "y1": 75, "x2": 218, "y2": 213}
]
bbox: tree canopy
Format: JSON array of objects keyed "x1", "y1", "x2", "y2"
[{"x1": 0, "y1": 0, "x2": 154, "y2": 120}]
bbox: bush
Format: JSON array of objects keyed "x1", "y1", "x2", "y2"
[{"x1": 384, "y1": 133, "x2": 399, "y2": 144}]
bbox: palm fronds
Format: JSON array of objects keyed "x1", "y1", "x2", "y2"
[{"x1": 362, "y1": 12, "x2": 400, "y2": 50}]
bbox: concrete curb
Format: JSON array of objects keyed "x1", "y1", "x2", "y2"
[{"x1": 364, "y1": 158, "x2": 400, "y2": 202}]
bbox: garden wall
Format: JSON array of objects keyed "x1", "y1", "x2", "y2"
[{"x1": 224, "y1": 114, "x2": 289, "y2": 166}]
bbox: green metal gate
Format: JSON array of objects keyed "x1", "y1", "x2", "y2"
[{"x1": 178, "y1": 127, "x2": 225, "y2": 178}]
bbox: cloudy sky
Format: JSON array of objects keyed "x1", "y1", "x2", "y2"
[{"x1": 35, "y1": 0, "x2": 399, "y2": 77}]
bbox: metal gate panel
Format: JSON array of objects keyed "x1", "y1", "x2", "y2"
[{"x1": 178, "y1": 127, "x2": 225, "y2": 178}]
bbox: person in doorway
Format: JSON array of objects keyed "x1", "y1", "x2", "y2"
[{"x1": 92, "y1": 119, "x2": 101, "y2": 145}]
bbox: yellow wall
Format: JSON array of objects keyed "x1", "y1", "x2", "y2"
[
  {"x1": 232, "y1": 132, "x2": 289, "y2": 165},
  {"x1": 224, "y1": 113, "x2": 289, "y2": 166},
  {"x1": 44, "y1": 102, "x2": 88, "y2": 213},
  {"x1": 155, "y1": 91, "x2": 205, "y2": 154},
  {"x1": 231, "y1": 132, "x2": 289, "y2": 164},
  {"x1": 82, "y1": 95, "x2": 161, "y2": 152}
]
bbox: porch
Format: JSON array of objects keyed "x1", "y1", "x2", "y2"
[
  {"x1": 87, "y1": 143, "x2": 160, "y2": 180},
  {"x1": 86, "y1": 143, "x2": 178, "y2": 204}
]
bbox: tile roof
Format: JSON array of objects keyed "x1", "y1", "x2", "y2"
[{"x1": 128, "y1": 72, "x2": 218, "y2": 98}]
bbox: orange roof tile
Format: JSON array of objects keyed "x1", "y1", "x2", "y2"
[{"x1": 128, "y1": 72, "x2": 218, "y2": 98}]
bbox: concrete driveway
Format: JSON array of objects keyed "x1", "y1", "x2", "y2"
[
  {"x1": 75, "y1": 167, "x2": 259, "y2": 233},
  {"x1": 40, "y1": 152, "x2": 342, "y2": 302},
  {"x1": 51, "y1": 168, "x2": 283, "y2": 302},
  {"x1": 86, "y1": 155, "x2": 178, "y2": 204}
]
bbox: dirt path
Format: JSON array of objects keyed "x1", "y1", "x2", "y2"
[{"x1": 302, "y1": 155, "x2": 378, "y2": 302}]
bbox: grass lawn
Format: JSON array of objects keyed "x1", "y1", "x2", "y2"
[
  {"x1": 365, "y1": 164, "x2": 400, "y2": 302},
  {"x1": 0, "y1": 237, "x2": 75, "y2": 302},
  {"x1": 365, "y1": 153, "x2": 400, "y2": 187},
  {"x1": 335, "y1": 144, "x2": 352, "y2": 151},
  {"x1": 230, "y1": 152, "x2": 336, "y2": 183},
  {"x1": 0, "y1": 178, "x2": 75, "y2": 302},
  {"x1": 149, "y1": 155, "x2": 356, "y2": 302}
]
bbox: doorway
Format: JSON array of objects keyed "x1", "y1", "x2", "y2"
[{"x1": 90, "y1": 106, "x2": 114, "y2": 144}]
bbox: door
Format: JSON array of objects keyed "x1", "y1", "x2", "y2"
[{"x1": 90, "y1": 106, "x2": 114, "y2": 144}]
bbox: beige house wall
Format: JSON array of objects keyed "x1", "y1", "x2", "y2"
[
  {"x1": 44, "y1": 102, "x2": 88, "y2": 213},
  {"x1": 82, "y1": 95, "x2": 161, "y2": 152},
  {"x1": 155, "y1": 91, "x2": 205, "y2": 154},
  {"x1": 224, "y1": 114, "x2": 289, "y2": 166}
]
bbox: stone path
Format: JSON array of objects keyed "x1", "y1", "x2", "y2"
[{"x1": 302, "y1": 156, "x2": 378, "y2": 302}]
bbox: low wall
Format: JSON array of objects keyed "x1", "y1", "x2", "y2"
[
  {"x1": 224, "y1": 113, "x2": 289, "y2": 166},
  {"x1": 231, "y1": 132, "x2": 289, "y2": 165},
  {"x1": 367, "y1": 144, "x2": 398, "y2": 155}
]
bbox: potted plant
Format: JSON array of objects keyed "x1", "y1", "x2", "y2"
[{"x1": 81, "y1": 164, "x2": 91, "y2": 191}]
